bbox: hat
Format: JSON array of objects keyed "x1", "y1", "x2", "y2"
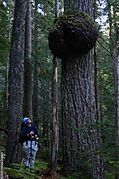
[{"x1": 22, "y1": 117, "x2": 29, "y2": 124}]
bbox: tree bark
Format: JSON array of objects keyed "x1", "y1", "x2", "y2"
[
  {"x1": 50, "y1": 0, "x2": 59, "y2": 171},
  {"x1": 23, "y1": 0, "x2": 32, "y2": 118},
  {"x1": 50, "y1": 56, "x2": 59, "y2": 170},
  {"x1": 5, "y1": 0, "x2": 27, "y2": 166},
  {"x1": 62, "y1": 0, "x2": 103, "y2": 178},
  {"x1": 107, "y1": 0, "x2": 113, "y2": 47},
  {"x1": 32, "y1": 0, "x2": 39, "y2": 127},
  {"x1": 64, "y1": 0, "x2": 93, "y2": 15},
  {"x1": 116, "y1": 25, "x2": 119, "y2": 179}
]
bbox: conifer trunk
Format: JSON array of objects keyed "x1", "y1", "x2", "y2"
[
  {"x1": 62, "y1": 0, "x2": 103, "y2": 178},
  {"x1": 32, "y1": 0, "x2": 39, "y2": 127},
  {"x1": 5, "y1": 0, "x2": 27, "y2": 165},
  {"x1": 50, "y1": 0, "x2": 59, "y2": 170},
  {"x1": 116, "y1": 25, "x2": 119, "y2": 179},
  {"x1": 51, "y1": 56, "x2": 59, "y2": 170},
  {"x1": 23, "y1": 0, "x2": 32, "y2": 118}
]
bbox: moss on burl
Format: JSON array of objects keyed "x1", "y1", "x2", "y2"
[{"x1": 48, "y1": 12, "x2": 98, "y2": 59}]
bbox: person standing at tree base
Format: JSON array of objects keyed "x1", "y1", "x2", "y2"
[{"x1": 19, "y1": 117, "x2": 39, "y2": 169}]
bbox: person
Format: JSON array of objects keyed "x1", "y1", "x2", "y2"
[{"x1": 19, "y1": 117, "x2": 39, "y2": 169}]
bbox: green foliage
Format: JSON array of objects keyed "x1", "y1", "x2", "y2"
[
  {"x1": 0, "y1": 1, "x2": 10, "y2": 147},
  {"x1": 5, "y1": 160, "x2": 48, "y2": 179},
  {"x1": 96, "y1": 26, "x2": 116, "y2": 178},
  {"x1": 0, "y1": 1, "x2": 9, "y2": 63},
  {"x1": 61, "y1": 173, "x2": 80, "y2": 179},
  {"x1": 61, "y1": 172, "x2": 89, "y2": 179},
  {"x1": 32, "y1": 0, "x2": 55, "y2": 138},
  {"x1": 5, "y1": 167, "x2": 40, "y2": 179},
  {"x1": 35, "y1": 160, "x2": 48, "y2": 170}
]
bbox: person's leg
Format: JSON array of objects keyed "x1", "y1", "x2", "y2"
[
  {"x1": 29, "y1": 141, "x2": 38, "y2": 169},
  {"x1": 22, "y1": 141, "x2": 31, "y2": 168}
]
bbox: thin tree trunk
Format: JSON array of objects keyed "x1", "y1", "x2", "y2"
[
  {"x1": 23, "y1": 0, "x2": 32, "y2": 118},
  {"x1": 55, "y1": 0, "x2": 59, "y2": 17},
  {"x1": 93, "y1": 0, "x2": 102, "y2": 157},
  {"x1": 5, "y1": 0, "x2": 27, "y2": 166},
  {"x1": 107, "y1": 0, "x2": 113, "y2": 48},
  {"x1": 93, "y1": 0, "x2": 99, "y2": 122},
  {"x1": 32, "y1": 0, "x2": 39, "y2": 128},
  {"x1": 50, "y1": 56, "x2": 59, "y2": 170},
  {"x1": 50, "y1": 0, "x2": 59, "y2": 171},
  {"x1": 116, "y1": 25, "x2": 119, "y2": 179}
]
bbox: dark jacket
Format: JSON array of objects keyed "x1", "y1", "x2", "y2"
[{"x1": 19, "y1": 123, "x2": 38, "y2": 144}]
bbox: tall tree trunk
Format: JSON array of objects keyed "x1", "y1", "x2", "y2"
[
  {"x1": 62, "y1": 0, "x2": 103, "y2": 178},
  {"x1": 23, "y1": 0, "x2": 32, "y2": 118},
  {"x1": 32, "y1": 0, "x2": 39, "y2": 127},
  {"x1": 107, "y1": 0, "x2": 113, "y2": 48},
  {"x1": 50, "y1": 0, "x2": 59, "y2": 171},
  {"x1": 5, "y1": 0, "x2": 27, "y2": 166},
  {"x1": 50, "y1": 56, "x2": 59, "y2": 170},
  {"x1": 93, "y1": 0, "x2": 99, "y2": 123},
  {"x1": 116, "y1": 25, "x2": 119, "y2": 179}
]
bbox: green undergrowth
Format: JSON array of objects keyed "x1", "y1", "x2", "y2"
[
  {"x1": 105, "y1": 173, "x2": 115, "y2": 179},
  {"x1": 61, "y1": 172, "x2": 92, "y2": 179},
  {"x1": 61, "y1": 173, "x2": 80, "y2": 179},
  {"x1": 61, "y1": 173, "x2": 116, "y2": 179},
  {"x1": 4, "y1": 160, "x2": 48, "y2": 179}
]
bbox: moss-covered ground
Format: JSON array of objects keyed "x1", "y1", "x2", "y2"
[
  {"x1": 4, "y1": 160, "x2": 83, "y2": 179},
  {"x1": 4, "y1": 160, "x2": 116, "y2": 179},
  {"x1": 4, "y1": 160, "x2": 48, "y2": 179}
]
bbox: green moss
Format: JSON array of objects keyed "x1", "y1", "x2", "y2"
[
  {"x1": 4, "y1": 160, "x2": 48, "y2": 179},
  {"x1": 5, "y1": 168, "x2": 23, "y2": 178},
  {"x1": 61, "y1": 172, "x2": 87, "y2": 179},
  {"x1": 49, "y1": 11, "x2": 98, "y2": 59},
  {"x1": 35, "y1": 160, "x2": 48, "y2": 170},
  {"x1": 54, "y1": 12, "x2": 94, "y2": 27},
  {"x1": 5, "y1": 167, "x2": 40, "y2": 179}
]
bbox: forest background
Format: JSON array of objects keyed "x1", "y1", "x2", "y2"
[{"x1": 0, "y1": 0, "x2": 119, "y2": 178}]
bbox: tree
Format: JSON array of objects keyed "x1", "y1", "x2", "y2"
[
  {"x1": 32, "y1": 0, "x2": 39, "y2": 127},
  {"x1": 48, "y1": 0, "x2": 103, "y2": 178},
  {"x1": 5, "y1": 0, "x2": 27, "y2": 165},
  {"x1": 32, "y1": 0, "x2": 55, "y2": 139},
  {"x1": 105, "y1": 1, "x2": 119, "y2": 178},
  {"x1": 0, "y1": 0, "x2": 9, "y2": 130},
  {"x1": 23, "y1": 0, "x2": 32, "y2": 118},
  {"x1": 115, "y1": 24, "x2": 119, "y2": 179},
  {"x1": 50, "y1": 0, "x2": 59, "y2": 171}
]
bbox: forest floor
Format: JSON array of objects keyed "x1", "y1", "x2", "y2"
[
  {"x1": 37, "y1": 169, "x2": 61, "y2": 179},
  {"x1": 4, "y1": 160, "x2": 116, "y2": 179},
  {"x1": 2, "y1": 147, "x2": 78, "y2": 179},
  {"x1": 4, "y1": 160, "x2": 71, "y2": 179}
]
